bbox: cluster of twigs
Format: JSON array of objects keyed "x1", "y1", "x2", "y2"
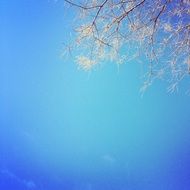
[{"x1": 64, "y1": 0, "x2": 190, "y2": 92}]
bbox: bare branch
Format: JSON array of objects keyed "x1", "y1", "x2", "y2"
[{"x1": 64, "y1": 0, "x2": 190, "y2": 92}]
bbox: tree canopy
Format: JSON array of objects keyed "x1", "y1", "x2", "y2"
[{"x1": 64, "y1": 0, "x2": 190, "y2": 91}]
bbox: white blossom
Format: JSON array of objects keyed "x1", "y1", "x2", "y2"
[
  {"x1": 65, "y1": 0, "x2": 190, "y2": 91},
  {"x1": 76, "y1": 56, "x2": 96, "y2": 71}
]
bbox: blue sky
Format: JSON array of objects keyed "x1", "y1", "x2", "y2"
[{"x1": 1, "y1": 1, "x2": 190, "y2": 190}]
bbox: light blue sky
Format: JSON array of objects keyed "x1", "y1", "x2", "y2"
[{"x1": 1, "y1": 1, "x2": 190, "y2": 190}]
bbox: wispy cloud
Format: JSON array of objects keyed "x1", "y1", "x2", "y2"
[
  {"x1": 102, "y1": 154, "x2": 116, "y2": 164},
  {"x1": 1, "y1": 169, "x2": 36, "y2": 189}
]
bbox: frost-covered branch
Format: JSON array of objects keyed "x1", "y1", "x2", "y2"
[{"x1": 64, "y1": 0, "x2": 190, "y2": 91}]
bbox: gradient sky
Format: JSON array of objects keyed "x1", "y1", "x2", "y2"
[{"x1": 1, "y1": 1, "x2": 190, "y2": 190}]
